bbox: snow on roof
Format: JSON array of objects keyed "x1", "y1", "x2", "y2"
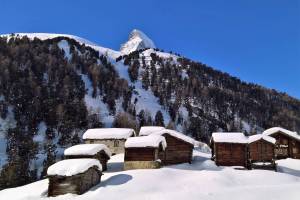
[
  {"x1": 151, "y1": 129, "x2": 196, "y2": 145},
  {"x1": 125, "y1": 135, "x2": 167, "y2": 150},
  {"x1": 47, "y1": 159, "x2": 101, "y2": 176},
  {"x1": 64, "y1": 144, "x2": 111, "y2": 157},
  {"x1": 262, "y1": 127, "x2": 300, "y2": 141},
  {"x1": 139, "y1": 126, "x2": 165, "y2": 136},
  {"x1": 82, "y1": 128, "x2": 136, "y2": 140},
  {"x1": 248, "y1": 134, "x2": 276, "y2": 144},
  {"x1": 211, "y1": 132, "x2": 248, "y2": 144}
]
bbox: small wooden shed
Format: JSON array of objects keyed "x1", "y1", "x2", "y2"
[
  {"x1": 64, "y1": 144, "x2": 111, "y2": 171},
  {"x1": 211, "y1": 132, "x2": 248, "y2": 167},
  {"x1": 124, "y1": 135, "x2": 167, "y2": 170},
  {"x1": 263, "y1": 127, "x2": 300, "y2": 159},
  {"x1": 140, "y1": 128, "x2": 195, "y2": 165},
  {"x1": 47, "y1": 159, "x2": 102, "y2": 197},
  {"x1": 83, "y1": 128, "x2": 136, "y2": 155},
  {"x1": 248, "y1": 134, "x2": 276, "y2": 169}
]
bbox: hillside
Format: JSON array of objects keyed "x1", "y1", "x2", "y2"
[
  {"x1": 0, "y1": 150, "x2": 300, "y2": 200},
  {"x1": 0, "y1": 30, "x2": 299, "y2": 188}
]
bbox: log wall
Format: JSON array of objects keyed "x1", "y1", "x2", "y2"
[
  {"x1": 271, "y1": 132, "x2": 300, "y2": 159},
  {"x1": 248, "y1": 140, "x2": 274, "y2": 162},
  {"x1": 163, "y1": 134, "x2": 193, "y2": 165},
  {"x1": 48, "y1": 167, "x2": 101, "y2": 197},
  {"x1": 84, "y1": 139, "x2": 126, "y2": 154},
  {"x1": 214, "y1": 142, "x2": 247, "y2": 167}
]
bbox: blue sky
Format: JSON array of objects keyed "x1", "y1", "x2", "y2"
[{"x1": 1, "y1": 0, "x2": 300, "y2": 98}]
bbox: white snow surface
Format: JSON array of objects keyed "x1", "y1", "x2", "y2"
[
  {"x1": 125, "y1": 135, "x2": 167, "y2": 150},
  {"x1": 64, "y1": 144, "x2": 111, "y2": 157},
  {"x1": 263, "y1": 127, "x2": 300, "y2": 141},
  {"x1": 212, "y1": 132, "x2": 248, "y2": 143},
  {"x1": 83, "y1": 128, "x2": 136, "y2": 140},
  {"x1": 248, "y1": 134, "x2": 276, "y2": 144},
  {"x1": 1, "y1": 149, "x2": 300, "y2": 200},
  {"x1": 47, "y1": 159, "x2": 102, "y2": 176},
  {"x1": 120, "y1": 29, "x2": 156, "y2": 54},
  {"x1": 150, "y1": 129, "x2": 196, "y2": 145},
  {"x1": 139, "y1": 126, "x2": 165, "y2": 136},
  {"x1": 0, "y1": 33, "x2": 121, "y2": 59}
]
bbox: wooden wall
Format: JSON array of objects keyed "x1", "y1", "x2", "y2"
[
  {"x1": 248, "y1": 140, "x2": 274, "y2": 162},
  {"x1": 271, "y1": 132, "x2": 300, "y2": 159},
  {"x1": 84, "y1": 139, "x2": 126, "y2": 154},
  {"x1": 125, "y1": 148, "x2": 156, "y2": 161},
  {"x1": 48, "y1": 167, "x2": 101, "y2": 197},
  {"x1": 214, "y1": 142, "x2": 247, "y2": 167},
  {"x1": 163, "y1": 134, "x2": 193, "y2": 165}
]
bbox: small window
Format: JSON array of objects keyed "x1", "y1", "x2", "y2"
[{"x1": 114, "y1": 140, "x2": 119, "y2": 147}]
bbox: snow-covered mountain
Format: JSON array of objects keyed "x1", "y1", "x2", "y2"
[
  {"x1": 120, "y1": 29, "x2": 156, "y2": 54},
  {"x1": 0, "y1": 30, "x2": 300, "y2": 189}
]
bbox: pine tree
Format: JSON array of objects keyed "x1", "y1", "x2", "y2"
[{"x1": 154, "y1": 111, "x2": 165, "y2": 127}]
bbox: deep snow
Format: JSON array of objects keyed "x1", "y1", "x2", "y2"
[{"x1": 1, "y1": 149, "x2": 300, "y2": 200}]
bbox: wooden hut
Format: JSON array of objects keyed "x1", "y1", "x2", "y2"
[
  {"x1": 140, "y1": 128, "x2": 195, "y2": 165},
  {"x1": 64, "y1": 144, "x2": 111, "y2": 171},
  {"x1": 248, "y1": 134, "x2": 276, "y2": 170},
  {"x1": 83, "y1": 128, "x2": 136, "y2": 155},
  {"x1": 263, "y1": 127, "x2": 300, "y2": 159},
  {"x1": 47, "y1": 159, "x2": 102, "y2": 197},
  {"x1": 211, "y1": 132, "x2": 248, "y2": 167},
  {"x1": 124, "y1": 135, "x2": 167, "y2": 170}
]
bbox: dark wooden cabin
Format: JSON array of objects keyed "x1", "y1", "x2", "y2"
[
  {"x1": 248, "y1": 134, "x2": 276, "y2": 169},
  {"x1": 47, "y1": 159, "x2": 102, "y2": 197},
  {"x1": 124, "y1": 135, "x2": 166, "y2": 170},
  {"x1": 64, "y1": 144, "x2": 111, "y2": 171},
  {"x1": 263, "y1": 127, "x2": 300, "y2": 159},
  {"x1": 211, "y1": 132, "x2": 248, "y2": 167},
  {"x1": 139, "y1": 128, "x2": 195, "y2": 165}
]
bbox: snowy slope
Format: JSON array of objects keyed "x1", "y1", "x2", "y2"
[
  {"x1": 120, "y1": 29, "x2": 156, "y2": 54},
  {"x1": 1, "y1": 149, "x2": 300, "y2": 200}
]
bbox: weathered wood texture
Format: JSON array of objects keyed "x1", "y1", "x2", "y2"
[
  {"x1": 213, "y1": 142, "x2": 247, "y2": 167},
  {"x1": 125, "y1": 148, "x2": 157, "y2": 161},
  {"x1": 124, "y1": 146, "x2": 165, "y2": 170},
  {"x1": 84, "y1": 139, "x2": 126, "y2": 155},
  {"x1": 48, "y1": 167, "x2": 101, "y2": 197},
  {"x1": 270, "y1": 132, "x2": 300, "y2": 159},
  {"x1": 65, "y1": 150, "x2": 110, "y2": 171},
  {"x1": 163, "y1": 134, "x2": 193, "y2": 165},
  {"x1": 248, "y1": 140, "x2": 275, "y2": 162}
]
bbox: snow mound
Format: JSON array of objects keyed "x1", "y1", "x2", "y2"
[
  {"x1": 83, "y1": 128, "x2": 136, "y2": 140},
  {"x1": 125, "y1": 135, "x2": 167, "y2": 149},
  {"x1": 139, "y1": 126, "x2": 165, "y2": 136},
  {"x1": 47, "y1": 159, "x2": 102, "y2": 176},
  {"x1": 64, "y1": 144, "x2": 111, "y2": 157},
  {"x1": 212, "y1": 132, "x2": 248, "y2": 143},
  {"x1": 120, "y1": 29, "x2": 156, "y2": 54}
]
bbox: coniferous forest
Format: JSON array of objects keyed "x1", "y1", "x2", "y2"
[{"x1": 0, "y1": 35, "x2": 299, "y2": 189}]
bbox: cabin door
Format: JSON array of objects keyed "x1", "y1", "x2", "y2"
[{"x1": 275, "y1": 144, "x2": 288, "y2": 158}]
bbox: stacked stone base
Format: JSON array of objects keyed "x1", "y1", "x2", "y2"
[{"x1": 124, "y1": 161, "x2": 161, "y2": 170}]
